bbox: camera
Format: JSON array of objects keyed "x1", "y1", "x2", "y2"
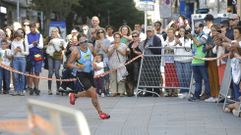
[
  {"x1": 184, "y1": 28, "x2": 193, "y2": 39},
  {"x1": 185, "y1": 28, "x2": 191, "y2": 35}
]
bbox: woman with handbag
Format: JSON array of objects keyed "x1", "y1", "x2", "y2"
[
  {"x1": 46, "y1": 27, "x2": 65, "y2": 95},
  {"x1": 108, "y1": 32, "x2": 129, "y2": 97}
]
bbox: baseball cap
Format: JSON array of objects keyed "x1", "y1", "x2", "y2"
[
  {"x1": 204, "y1": 14, "x2": 214, "y2": 21},
  {"x1": 146, "y1": 26, "x2": 154, "y2": 31},
  {"x1": 23, "y1": 20, "x2": 30, "y2": 26},
  {"x1": 71, "y1": 29, "x2": 78, "y2": 33},
  {"x1": 229, "y1": 14, "x2": 239, "y2": 20}
]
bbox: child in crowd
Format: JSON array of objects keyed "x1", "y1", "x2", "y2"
[
  {"x1": 0, "y1": 39, "x2": 12, "y2": 94},
  {"x1": 93, "y1": 53, "x2": 105, "y2": 97}
]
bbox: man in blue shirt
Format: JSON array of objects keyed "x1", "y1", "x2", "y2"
[{"x1": 25, "y1": 23, "x2": 44, "y2": 95}]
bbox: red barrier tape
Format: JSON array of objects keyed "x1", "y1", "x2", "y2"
[
  {"x1": 94, "y1": 53, "x2": 231, "y2": 78},
  {"x1": 0, "y1": 55, "x2": 143, "y2": 81},
  {"x1": 0, "y1": 63, "x2": 76, "y2": 82},
  {"x1": 0, "y1": 53, "x2": 230, "y2": 81},
  {"x1": 94, "y1": 54, "x2": 143, "y2": 78},
  {"x1": 193, "y1": 53, "x2": 230, "y2": 61}
]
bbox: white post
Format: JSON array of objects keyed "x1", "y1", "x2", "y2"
[
  {"x1": 40, "y1": 11, "x2": 44, "y2": 31},
  {"x1": 107, "y1": 10, "x2": 110, "y2": 25},
  {"x1": 144, "y1": 1, "x2": 148, "y2": 34},
  {"x1": 144, "y1": 10, "x2": 147, "y2": 34},
  {"x1": 238, "y1": 0, "x2": 241, "y2": 17}
]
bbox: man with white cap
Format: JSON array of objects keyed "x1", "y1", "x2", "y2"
[
  {"x1": 227, "y1": 14, "x2": 240, "y2": 40},
  {"x1": 142, "y1": 26, "x2": 163, "y2": 55},
  {"x1": 66, "y1": 28, "x2": 79, "y2": 43},
  {"x1": 230, "y1": 14, "x2": 239, "y2": 27},
  {"x1": 138, "y1": 26, "x2": 163, "y2": 96}
]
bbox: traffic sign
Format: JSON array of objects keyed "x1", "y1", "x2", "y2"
[
  {"x1": 140, "y1": 0, "x2": 155, "y2": 2},
  {"x1": 137, "y1": 3, "x2": 154, "y2": 11},
  {"x1": 159, "y1": 0, "x2": 172, "y2": 18},
  {"x1": 49, "y1": 21, "x2": 66, "y2": 38}
]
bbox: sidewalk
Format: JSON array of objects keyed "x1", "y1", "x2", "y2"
[
  {"x1": 0, "y1": 69, "x2": 240, "y2": 135},
  {"x1": 0, "y1": 94, "x2": 240, "y2": 135}
]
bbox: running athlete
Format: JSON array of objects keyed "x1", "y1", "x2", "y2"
[{"x1": 67, "y1": 35, "x2": 110, "y2": 119}]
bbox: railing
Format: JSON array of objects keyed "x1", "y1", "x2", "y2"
[{"x1": 0, "y1": 99, "x2": 91, "y2": 135}]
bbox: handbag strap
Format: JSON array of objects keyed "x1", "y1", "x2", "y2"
[
  {"x1": 23, "y1": 40, "x2": 26, "y2": 52},
  {"x1": 116, "y1": 50, "x2": 121, "y2": 62},
  {"x1": 52, "y1": 43, "x2": 57, "y2": 52}
]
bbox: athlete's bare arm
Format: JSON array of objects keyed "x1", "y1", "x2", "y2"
[
  {"x1": 88, "y1": 43, "x2": 96, "y2": 56},
  {"x1": 67, "y1": 47, "x2": 83, "y2": 69}
]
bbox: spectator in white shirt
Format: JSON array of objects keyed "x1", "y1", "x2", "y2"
[
  {"x1": 0, "y1": 39, "x2": 12, "y2": 94},
  {"x1": 11, "y1": 30, "x2": 29, "y2": 96}
]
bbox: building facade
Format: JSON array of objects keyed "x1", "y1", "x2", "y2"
[{"x1": 0, "y1": 0, "x2": 39, "y2": 28}]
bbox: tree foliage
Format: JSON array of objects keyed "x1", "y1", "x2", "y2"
[
  {"x1": 71, "y1": 0, "x2": 144, "y2": 31},
  {"x1": 31, "y1": 0, "x2": 79, "y2": 35},
  {"x1": 31, "y1": 0, "x2": 79, "y2": 19},
  {"x1": 31, "y1": 0, "x2": 144, "y2": 34}
]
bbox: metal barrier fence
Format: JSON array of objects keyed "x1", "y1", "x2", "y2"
[
  {"x1": 217, "y1": 58, "x2": 241, "y2": 117},
  {"x1": 136, "y1": 46, "x2": 193, "y2": 97},
  {"x1": 0, "y1": 99, "x2": 90, "y2": 135},
  {"x1": 135, "y1": 46, "x2": 241, "y2": 115},
  {"x1": 27, "y1": 99, "x2": 91, "y2": 135},
  {"x1": 217, "y1": 58, "x2": 232, "y2": 109}
]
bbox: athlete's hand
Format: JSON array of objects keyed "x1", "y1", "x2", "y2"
[
  {"x1": 92, "y1": 63, "x2": 98, "y2": 70},
  {"x1": 76, "y1": 63, "x2": 85, "y2": 69}
]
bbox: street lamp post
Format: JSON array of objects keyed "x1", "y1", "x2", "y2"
[
  {"x1": 17, "y1": 0, "x2": 20, "y2": 22},
  {"x1": 135, "y1": 0, "x2": 155, "y2": 32},
  {"x1": 107, "y1": 9, "x2": 110, "y2": 25},
  {"x1": 217, "y1": 0, "x2": 220, "y2": 13}
]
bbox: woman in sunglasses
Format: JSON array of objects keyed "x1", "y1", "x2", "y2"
[
  {"x1": 46, "y1": 27, "x2": 65, "y2": 95},
  {"x1": 95, "y1": 29, "x2": 111, "y2": 96},
  {"x1": 126, "y1": 31, "x2": 142, "y2": 96}
]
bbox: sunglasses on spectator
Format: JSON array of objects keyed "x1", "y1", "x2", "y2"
[
  {"x1": 230, "y1": 18, "x2": 238, "y2": 21},
  {"x1": 80, "y1": 40, "x2": 88, "y2": 44},
  {"x1": 132, "y1": 35, "x2": 139, "y2": 38}
]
